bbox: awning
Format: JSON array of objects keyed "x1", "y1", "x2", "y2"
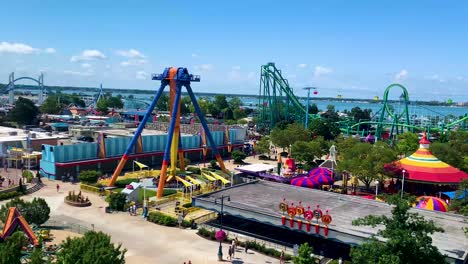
[
  {"x1": 202, "y1": 173, "x2": 216, "y2": 182},
  {"x1": 175, "y1": 176, "x2": 192, "y2": 187},
  {"x1": 186, "y1": 176, "x2": 203, "y2": 185},
  {"x1": 210, "y1": 172, "x2": 231, "y2": 184},
  {"x1": 134, "y1": 161, "x2": 148, "y2": 169}
]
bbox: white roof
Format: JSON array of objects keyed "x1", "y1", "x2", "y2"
[
  {"x1": 121, "y1": 182, "x2": 141, "y2": 194},
  {"x1": 235, "y1": 163, "x2": 275, "y2": 173}
]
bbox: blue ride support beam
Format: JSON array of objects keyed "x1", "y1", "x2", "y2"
[
  {"x1": 157, "y1": 82, "x2": 183, "y2": 198},
  {"x1": 178, "y1": 134, "x2": 185, "y2": 171},
  {"x1": 108, "y1": 80, "x2": 168, "y2": 187},
  {"x1": 185, "y1": 84, "x2": 228, "y2": 173}
]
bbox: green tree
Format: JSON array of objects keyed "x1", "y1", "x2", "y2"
[
  {"x1": 105, "y1": 96, "x2": 124, "y2": 109},
  {"x1": 254, "y1": 136, "x2": 271, "y2": 157},
  {"x1": 233, "y1": 108, "x2": 247, "y2": 120},
  {"x1": 350, "y1": 195, "x2": 447, "y2": 264},
  {"x1": 40, "y1": 95, "x2": 62, "y2": 114},
  {"x1": 308, "y1": 118, "x2": 341, "y2": 140},
  {"x1": 0, "y1": 231, "x2": 26, "y2": 264},
  {"x1": 213, "y1": 95, "x2": 229, "y2": 113},
  {"x1": 228, "y1": 96, "x2": 243, "y2": 110},
  {"x1": 308, "y1": 103, "x2": 319, "y2": 114},
  {"x1": 180, "y1": 96, "x2": 193, "y2": 115},
  {"x1": 30, "y1": 246, "x2": 47, "y2": 264},
  {"x1": 56, "y1": 230, "x2": 126, "y2": 264},
  {"x1": 8, "y1": 97, "x2": 39, "y2": 125},
  {"x1": 96, "y1": 97, "x2": 109, "y2": 114},
  {"x1": 106, "y1": 193, "x2": 127, "y2": 211},
  {"x1": 0, "y1": 197, "x2": 50, "y2": 226},
  {"x1": 430, "y1": 131, "x2": 468, "y2": 173},
  {"x1": 338, "y1": 142, "x2": 397, "y2": 189},
  {"x1": 78, "y1": 170, "x2": 102, "y2": 184},
  {"x1": 292, "y1": 140, "x2": 326, "y2": 166},
  {"x1": 449, "y1": 179, "x2": 468, "y2": 216},
  {"x1": 395, "y1": 132, "x2": 419, "y2": 156},
  {"x1": 270, "y1": 123, "x2": 310, "y2": 150},
  {"x1": 293, "y1": 242, "x2": 315, "y2": 264},
  {"x1": 232, "y1": 150, "x2": 247, "y2": 163},
  {"x1": 156, "y1": 93, "x2": 169, "y2": 111},
  {"x1": 349, "y1": 107, "x2": 372, "y2": 131}
]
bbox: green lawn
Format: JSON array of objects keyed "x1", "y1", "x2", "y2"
[{"x1": 113, "y1": 187, "x2": 176, "y2": 202}]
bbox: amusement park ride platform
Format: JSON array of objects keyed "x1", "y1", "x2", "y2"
[{"x1": 193, "y1": 180, "x2": 468, "y2": 263}]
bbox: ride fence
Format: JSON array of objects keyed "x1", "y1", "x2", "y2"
[{"x1": 42, "y1": 219, "x2": 91, "y2": 235}]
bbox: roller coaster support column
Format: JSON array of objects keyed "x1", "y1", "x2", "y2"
[
  {"x1": 108, "y1": 80, "x2": 168, "y2": 187},
  {"x1": 157, "y1": 83, "x2": 182, "y2": 198},
  {"x1": 8, "y1": 73, "x2": 14, "y2": 105},
  {"x1": 303, "y1": 87, "x2": 315, "y2": 129},
  {"x1": 185, "y1": 84, "x2": 227, "y2": 174}
]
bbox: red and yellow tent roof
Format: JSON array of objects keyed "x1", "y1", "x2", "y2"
[{"x1": 396, "y1": 133, "x2": 467, "y2": 184}]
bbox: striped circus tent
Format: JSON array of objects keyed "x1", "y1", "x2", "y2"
[{"x1": 393, "y1": 132, "x2": 467, "y2": 184}]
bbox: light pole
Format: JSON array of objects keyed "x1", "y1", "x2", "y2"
[
  {"x1": 375, "y1": 180, "x2": 379, "y2": 197},
  {"x1": 215, "y1": 195, "x2": 230, "y2": 260},
  {"x1": 401, "y1": 169, "x2": 406, "y2": 198},
  {"x1": 303, "y1": 87, "x2": 316, "y2": 129}
]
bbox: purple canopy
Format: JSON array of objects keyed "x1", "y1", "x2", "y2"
[
  {"x1": 308, "y1": 168, "x2": 334, "y2": 185},
  {"x1": 291, "y1": 177, "x2": 319, "y2": 188},
  {"x1": 308, "y1": 167, "x2": 332, "y2": 177}
]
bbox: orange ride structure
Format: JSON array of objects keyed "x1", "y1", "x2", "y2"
[
  {"x1": 1, "y1": 207, "x2": 39, "y2": 246},
  {"x1": 108, "y1": 67, "x2": 228, "y2": 198}
]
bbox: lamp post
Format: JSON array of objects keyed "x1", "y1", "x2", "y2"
[
  {"x1": 303, "y1": 87, "x2": 316, "y2": 129},
  {"x1": 401, "y1": 169, "x2": 406, "y2": 198},
  {"x1": 375, "y1": 180, "x2": 379, "y2": 197},
  {"x1": 214, "y1": 195, "x2": 230, "y2": 261}
]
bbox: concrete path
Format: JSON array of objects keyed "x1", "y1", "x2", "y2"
[{"x1": 3, "y1": 179, "x2": 282, "y2": 264}]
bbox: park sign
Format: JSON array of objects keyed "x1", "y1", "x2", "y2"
[{"x1": 279, "y1": 198, "x2": 333, "y2": 236}]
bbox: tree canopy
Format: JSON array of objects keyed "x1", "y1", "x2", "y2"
[
  {"x1": 254, "y1": 136, "x2": 271, "y2": 156},
  {"x1": 56, "y1": 230, "x2": 126, "y2": 264},
  {"x1": 0, "y1": 232, "x2": 26, "y2": 264},
  {"x1": 292, "y1": 139, "x2": 327, "y2": 167},
  {"x1": 350, "y1": 195, "x2": 446, "y2": 264},
  {"x1": 78, "y1": 170, "x2": 102, "y2": 184},
  {"x1": 430, "y1": 131, "x2": 468, "y2": 173},
  {"x1": 395, "y1": 132, "x2": 419, "y2": 156},
  {"x1": 270, "y1": 123, "x2": 310, "y2": 150},
  {"x1": 293, "y1": 242, "x2": 315, "y2": 264},
  {"x1": 308, "y1": 118, "x2": 341, "y2": 140},
  {"x1": 0, "y1": 197, "x2": 50, "y2": 226},
  {"x1": 338, "y1": 142, "x2": 397, "y2": 189},
  {"x1": 8, "y1": 97, "x2": 39, "y2": 125}
]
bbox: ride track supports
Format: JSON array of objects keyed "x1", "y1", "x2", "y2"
[
  {"x1": 157, "y1": 83, "x2": 183, "y2": 198},
  {"x1": 108, "y1": 79, "x2": 168, "y2": 187}
]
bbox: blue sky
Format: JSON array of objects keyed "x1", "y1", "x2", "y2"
[{"x1": 1, "y1": 1, "x2": 467, "y2": 101}]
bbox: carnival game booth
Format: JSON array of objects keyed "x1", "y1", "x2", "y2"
[{"x1": 386, "y1": 132, "x2": 468, "y2": 196}]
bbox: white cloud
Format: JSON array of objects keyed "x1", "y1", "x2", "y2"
[
  {"x1": 120, "y1": 59, "x2": 147, "y2": 67},
  {"x1": 194, "y1": 64, "x2": 213, "y2": 71},
  {"x1": 63, "y1": 70, "x2": 94, "y2": 76},
  {"x1": 116, "y1": 49, "x2": 145, "y2": 58},
  {"x1": 298, "y1": 63, "x2": 308, "y2": 68},
  {"x1": 81, "y1": 63, "x2": 92, "y2": 69},
  {"x1": 232, "y1": 66, "x2": 241, "y2": 70},
  {"x1": 44, "y1": 48, "x2": 56, "y2": 54},
  {"x1": 394, "y1": 69, "x2": 408, "y2": 82},
  {"x1": 0, "y1": 42, "x2": 38, "y2": 54},
  {"x1": 70, "y1": 49, "x2": 106, "y2": 62},
  {"x1": 313, "y1": 65, "x2": 333, "y2": 78},
  {"x1": 425, "y1": 74, "x2": 445, "y2": 83},
  {"x1": 191, "y1": 53, "x2": 199, "y2": 58},
  {"x1": 136, "y1": 71, "x2": 149, "y2": 80}
]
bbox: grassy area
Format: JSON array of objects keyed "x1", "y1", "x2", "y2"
[{"x1": 112, "y1": 187, "x2": 175, "y2": 202}]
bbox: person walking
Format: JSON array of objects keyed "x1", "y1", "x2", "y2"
[
  {"x1": 228, "y1": 245, "x2": 232, "y2": 260},
  {"x1": 231, "y1": 239, "x2": 236, "y2": 258},
  {"x1": 56, "y1": 184, "x2": 60, "y2": 193},
  {"x1": 280, "y1": 250, "x2": 285, "y2": 264},
  {"x1": 245, "y1": 242, "x2": 248, "y2": 253}
]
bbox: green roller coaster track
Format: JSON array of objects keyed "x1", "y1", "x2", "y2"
[
  {"x1": 258, "y1": 62, "x2": 319, "y2": 131},
  {"x1": 257, "y1": 62, "x2": 467, "y2": 138}
]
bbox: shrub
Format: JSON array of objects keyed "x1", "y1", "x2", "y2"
[
  {"x1": 106, "y1": 193, "x2": 127, "y2": 211},
  {"x1": 182, "y1": 202, "x2": 192, "y2": 208},
  {"x1": 184, "y1": 158, "x2": 191, "y2": 166},
  {"x1": 232, "y1": 150, "x2": 247, "y2": 163},
  {"x1": 258, "y1": 154, "x2": 270, "y2": 160},
  {"x1": 209, "y1": 160, "x2": 218, "y2": 169},
  {"x1": 114, "y1": 178, "x2": 139, "y2": 188},
  {"x1": 147, "y1": 211, "x2": 191, "y2": 227},
  {"x1": 186, "y1": 166, "x2": 201, "y2": 174},
  {"x1": 22, "y1": 170, "x2": 34, "y2": 183},
  {"x1": 78, "y1": 170, "x2": 101, "y2": 184},
  {"x1": 0, "y1": 191, "x2": 21, "y2": 201}
]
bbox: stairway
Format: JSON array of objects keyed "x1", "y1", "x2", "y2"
[{"x1": 26, "y1": 182, "x2": 45, "y2": 194}]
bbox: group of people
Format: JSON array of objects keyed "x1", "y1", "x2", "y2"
[
  {"x1": 128, "y1": 204, "x2": 138, "y2": 216},
  {"x1": 227, "y1": 239, "x2": 237, "y2": 260}
]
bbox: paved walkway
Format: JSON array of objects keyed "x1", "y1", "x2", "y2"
[{"x1": 3, "y1": 179, "x2": 282, "y2": 264}]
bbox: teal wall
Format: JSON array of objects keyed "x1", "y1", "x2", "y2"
[{"x1": 40, "y1": 128, "x2": 245, "y2": 164}]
